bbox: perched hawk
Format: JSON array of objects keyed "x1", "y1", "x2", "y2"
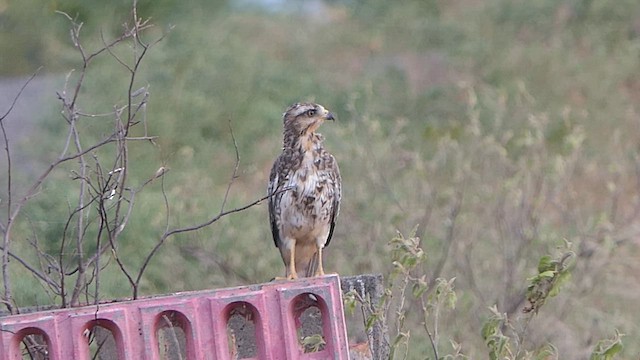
[{"x1": 268, "y1": 103, "x2": 341, "y2": 279}]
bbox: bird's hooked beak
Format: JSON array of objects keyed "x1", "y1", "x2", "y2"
[{"x1": 324, "y1": 111, "x2": 335, "y2": 122}]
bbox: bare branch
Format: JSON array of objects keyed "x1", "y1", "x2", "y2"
[
  {"x1": 420, "y1": 296, "x2": 439, "y2": 360},
  {"x1": 0, "y1": 71, "x2": 41, "y2": 123},
  {"x1": 132, "y1": 187, "x2": 291, "y2": 299},
  {"x1": 69, "y1": 116, "x2": 88, "y2": 307},
  {"x1": 219, "y1": 121, "x2": 241, "y2": 214},
  {"x1": 5, "y1": 1, "x2": 176, "y2": 312},
  {"x1": 100, "y1": 30, "x2": 134, "y2": 73},
  {"x1": 0, "y1": 243, "x2": 59, "y2": 291}
]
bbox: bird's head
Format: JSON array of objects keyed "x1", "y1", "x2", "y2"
[{"x1": 282, "y1": 102, "x2": 335, "y2": 136}]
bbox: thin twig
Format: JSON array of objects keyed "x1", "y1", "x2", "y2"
[
  {"x1": 220, "y1": 121, "x2": 241, "y2": 214},
  {"x1": 420, "y1": 296, "x2": 439, "y2": 360},
  {"x1": 0, "y1": 243, "x2": 59, "y2": 291},
  {"x1": 70, "y1": 116, "x2": 88, "y2": 307},
  {"x1": 132, "y1": 187, "x2": 291, "y2": 299}
]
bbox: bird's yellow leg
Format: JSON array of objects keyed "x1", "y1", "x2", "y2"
[
  {"x1": 313, "y1": 246, "x2": 325, "y2": 277},
  {"x1": 273, "y1": 240, "x2": 299, "y2": 281},
  {"x1": 288, "y1": 244, "x2": 299, "y2": 280}
]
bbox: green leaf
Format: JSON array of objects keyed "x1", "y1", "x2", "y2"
[
  {"x1": 365, "y1": 313, "x2": 379, "y2": 331},
  {"x1": 603, "y1": 342, "x2": 623, "y2": 357},
  {"x1": 537, "y1": 255, "x2": 553, "y2": 272},
  {"x1": 447, "y1": 290, "x2": 458, "y2": 309},
  {"x1": 549, "y1": 272, "x2": 571, "y2": 297},
  {"x1": 535, "y1": 344, "x2": 558, "y2": 360},
  {"x1": 343, "y1": 290, "x2": 357, "y2": 315},
  {"x1": 300, "y1": 334, "x2": 326, "y2": 352},
  {"x1": 412, "y1": 277, "x2": 428, "y2": 298},
  {"x1": 590, "y1": 329, "x2": 625, "y2": 360},
  {"x1": 481, "y1": 317, "x2": 500, "y2": 341},
  {"x1": 539, "y1": 270, "x2": 556, "y2": 278}
]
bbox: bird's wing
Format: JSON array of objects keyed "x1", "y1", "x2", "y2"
[
  {"x1": 268, "y1": 156, "x2": 284, "y2": 248},
  {"x1": 324, "y1": 155, "x2": 341, "y2": 247}
]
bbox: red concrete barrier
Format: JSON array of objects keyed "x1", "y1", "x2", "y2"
[{"x1": 0, "y1": 274, "x2": 349, "y2": 359}]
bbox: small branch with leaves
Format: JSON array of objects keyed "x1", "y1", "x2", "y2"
[{"x1": 345, "y1": 228, "x2": 463, "y2": 360}]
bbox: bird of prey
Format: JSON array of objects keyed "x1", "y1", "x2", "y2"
[{"x1": 268, "y1": 102, "x2": 341, "y2": 279}]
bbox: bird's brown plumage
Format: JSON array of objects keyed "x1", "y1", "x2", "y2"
[{"x1": 268, "y1": 103, "x2": 341, "y2": 279}]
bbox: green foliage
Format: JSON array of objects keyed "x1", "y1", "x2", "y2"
[
  {"x1": 524, "y1": 245, "x2": 575, "y2": 314},
  {"x1": 430, "y1": 278, "x2": 457, "y2": 311},
  {"x1": 366, "y1": 229, "x2": 462, "y2": 359},
  {"x1": 388, "y1": 227, "x2": 426, "y2": 275},
  {"x1": 0, "y1": 0, "x2": 230, "y2": 75},
  {"x1": 480, "y1": 248, "x2": 623, "y2": 360},
  {"x1": 590, "y1": 330, "x2": 624, "y2": 360},
  {"x1": 343, "y1": 289, "x2": 358, "y2": 316},
  {"x1": 534, "y1": 344, "x2": 558, "y2": 360},
  {"x1": 481, "y1": 298, "x2": 565, "y2": 360},
  {"x1": 481, "y1": 306, "x2": 513, "y2": 360},
  {"x1": 300, "y1": 333, "x2": 326, "y2": 353}
]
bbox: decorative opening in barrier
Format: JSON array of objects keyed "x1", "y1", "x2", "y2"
[
  {"x1": 225, "y1": 301, "x2": 259, "y2": 359},
  {"x1": 292, "y1": 293, "x2": 326, "y2": 353},
  {"x1": 155, "y1": 310, "x2": 190, "y2": 360},
  {"x1": 84, "y1": 319, "x2": 122, "y2": 360},
  {"x1": 16, "y1": 327, "x2": 50, "y2": 360}
]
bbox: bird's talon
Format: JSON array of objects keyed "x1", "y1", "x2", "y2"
[{"x1": 289, "y1": 273, "x2": 299, "y2": 280}]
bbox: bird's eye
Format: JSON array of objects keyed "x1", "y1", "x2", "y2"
[{"x1": 306, "y1": 109, "x2": 316, "y2": 117}]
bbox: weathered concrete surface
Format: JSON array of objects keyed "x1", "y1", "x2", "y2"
[{"x1": 341, "y1": 274, "x2": 389, "y2": 360}]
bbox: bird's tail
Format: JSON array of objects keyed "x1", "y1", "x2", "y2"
[{"x1": 304, "y1": 251, "x2": 319, "y2": 278}]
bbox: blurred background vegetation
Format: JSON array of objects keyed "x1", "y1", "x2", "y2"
[{"x1": 1, "y1": 0, "x2": 640, "y2": 358}]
